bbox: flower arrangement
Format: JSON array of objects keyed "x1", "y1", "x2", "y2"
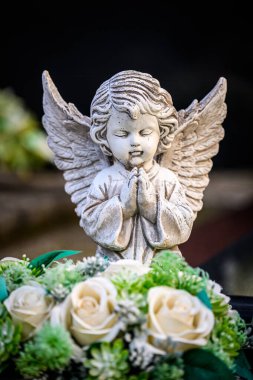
[{"x1": 0, "y1": 250, "x2": 252, "y2": 380}]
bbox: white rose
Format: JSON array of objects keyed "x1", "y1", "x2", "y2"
[
  {"x1": 4, "y1": 285, "x2": 54, "y2": 340},
  {"x1": 0, "y1": 257, "x2": 23, "y2": 263},
  {"x1": 103, "y1": 259, "x2": 150, "y2": 277},
  {"x1": 148, "y1": 286, "x2": 214, "y2": 352},
  {"x1": 51, "y1": 277, "x2": 119, "y2": 346}
]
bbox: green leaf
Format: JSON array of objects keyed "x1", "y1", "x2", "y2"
[
  {"x1": 0, "y1": 276, "x2": 8, "y2": 301},
  {"x1": 235, "y1": 351, "x2": 253, "y2": 380},
  {"x1": 28, "y1": 250, "x2": 81, "y2": 274},
  {"x1": 197, "y1": 289, "x2": 212, "y2": 310},
  {"x1": 183, "y1": 349, "x2": 234, "y2": 380}
]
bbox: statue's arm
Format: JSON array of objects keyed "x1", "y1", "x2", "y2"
[
  {"x1": 81, "y1": 178, "x2": 133, "y2": 251},
  {"x1": 141, "y1": 179, "x2": 195, "y2": 248},
  {"x1": 158, "y1": 180, "x2": 195, "y2": 245}
]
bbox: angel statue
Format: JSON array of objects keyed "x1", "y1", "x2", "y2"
[{"x1": 42, "y1": 70, "x2": 227, "y2": 264}]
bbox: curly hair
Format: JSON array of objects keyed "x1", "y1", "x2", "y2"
[{"x1": 90, "y1": 70, "x2": 178, "y2": 156}]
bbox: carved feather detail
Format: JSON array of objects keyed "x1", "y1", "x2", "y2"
[
  {"x1": 160, "y1": 77, "x2": 227, "y2": 215},
  {"x1": 42, "y1": 71, "x2": 109, "y2": 218}
]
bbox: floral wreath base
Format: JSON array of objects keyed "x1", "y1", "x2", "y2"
[{"x1": 0, "y1": 250, "x2": 252, "y2": 380}]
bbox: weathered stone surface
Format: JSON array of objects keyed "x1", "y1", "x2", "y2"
[
  {"x1": 42, "y1": 70, "x2": 227, "y2": 263},
  {"x1": 0, "y1": 170, "x2": 252, "y2": 263}
]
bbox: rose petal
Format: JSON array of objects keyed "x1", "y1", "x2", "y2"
[
  {"x1": 104, "y1": 259, "x2": 150, "y2": 277},
  {"x1": 71, "y1": 328, "x2": 111, "y2": 345},
  {"x1": 4, "y1": 285, "x2": 54, "y2": 340},
  {"x1": 148, "y1": 286, "x2": 215, "y2": 353},
  {"x1": 51, "y1": 277, "x2": 119, "y2": 347}
]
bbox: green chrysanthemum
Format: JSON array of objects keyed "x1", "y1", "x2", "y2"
[
  {"x1": 151, "y1": 355, "x2": 184, "y2": 380},
  {"x1": 16, "y1": 341, "x2": 47, "y2": 379},
  {"x1": 16, "y1": 323, "x2": 72, "y2": 378},
  {"x1": 177, "y1": 270, "x2": 207, "y2": 295},
  {"x1": 0, "y1": 258, "x2": 34, "y2": 292},
  {"x1": 146, "y1": 250, "x2": 208, "y2": 294},
  {"x1": 112, "y1": 252, "x2": 209, "y2": 313},
  {"x1": 112, "y1": 271, "x2": 148, "y2": 300},
  {"x1": 206, "y1": 311, "x2": 247, "y2": 368},
  {"x1": 0, "y1": 303, "x2": 22, "y2": 373},
  {"x1": 39, "y1": 260, "x2": 83, "y2": 300},
  {"x1": 208, "y1": 288, "x2": 231, "y2": 317},
  {"x1": 85, "y1": 339, "x2": 129, "y2": 380}
]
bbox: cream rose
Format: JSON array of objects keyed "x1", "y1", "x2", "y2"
[
  {"x1": 103, "y1": 259, "x2": 150, "y2": 277},
  {"x1": 0, "y1": 257, "x2": 23, "y2": 263},
  {"x1": 148, "y1": 286, "x2": 214, "y2": 352},
  {"x1": 51, "y1": 277, "x2": 119, "y2": 346},
  {"x1": 4, "y1": 285, "x2": 54, "y2": 340}
]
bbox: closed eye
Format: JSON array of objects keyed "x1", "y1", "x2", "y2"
[
  {"x1": 114, "y1": 130, "x2": 129, "y2": 137},
  {"x1": 140, "y1": 128, "x2": 153, "y2": 136}
]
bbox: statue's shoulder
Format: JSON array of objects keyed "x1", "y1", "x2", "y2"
[
  {"x1": 156, "y1": 165, "x2": 179, "y2": 183},
  {"x1": 92, "y1": 164, "x2": 123, "y2": 186}
]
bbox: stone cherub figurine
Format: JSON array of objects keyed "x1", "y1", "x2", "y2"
[{"x1": 42, "y1": 70, "x2": 227, "y2": 264}]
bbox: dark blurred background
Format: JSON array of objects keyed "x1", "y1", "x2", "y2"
[
  {"x1": 0, "y1": 2, "x2": 253, "y2": 296},
  {"x1": 1, "y1": 2, "x2": 253, "y2": 168}
]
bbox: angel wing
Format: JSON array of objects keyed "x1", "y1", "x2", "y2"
[
  {"x1": 159, "y1": 77, "x2": 227, "y2": 216},
  {"x1": 42, "y1": 71, "x2": 110, "y2": 219}
]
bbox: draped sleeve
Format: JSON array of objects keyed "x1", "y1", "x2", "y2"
[
  {"x1": 141, "y1": 170, "x2": 195, "y2": 249},
  {"x1": 81, "y1": 171, "x2": 133, "y2": 251}
]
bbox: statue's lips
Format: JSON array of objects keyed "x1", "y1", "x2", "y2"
[{"x1": 129, "y1": 151, "x2": 143, "y2": 157}]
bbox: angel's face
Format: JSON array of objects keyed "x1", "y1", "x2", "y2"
[{"x1": 106, "y1": 108, "x2": 160, "y2": 170}]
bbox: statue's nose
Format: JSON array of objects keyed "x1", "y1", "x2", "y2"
[
  {"x1": 130, "y1": 143, "x2": 141, "y2": 147},
  {"x1": 130, "y1": 133, "x2": 141, "y2": 147}
]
